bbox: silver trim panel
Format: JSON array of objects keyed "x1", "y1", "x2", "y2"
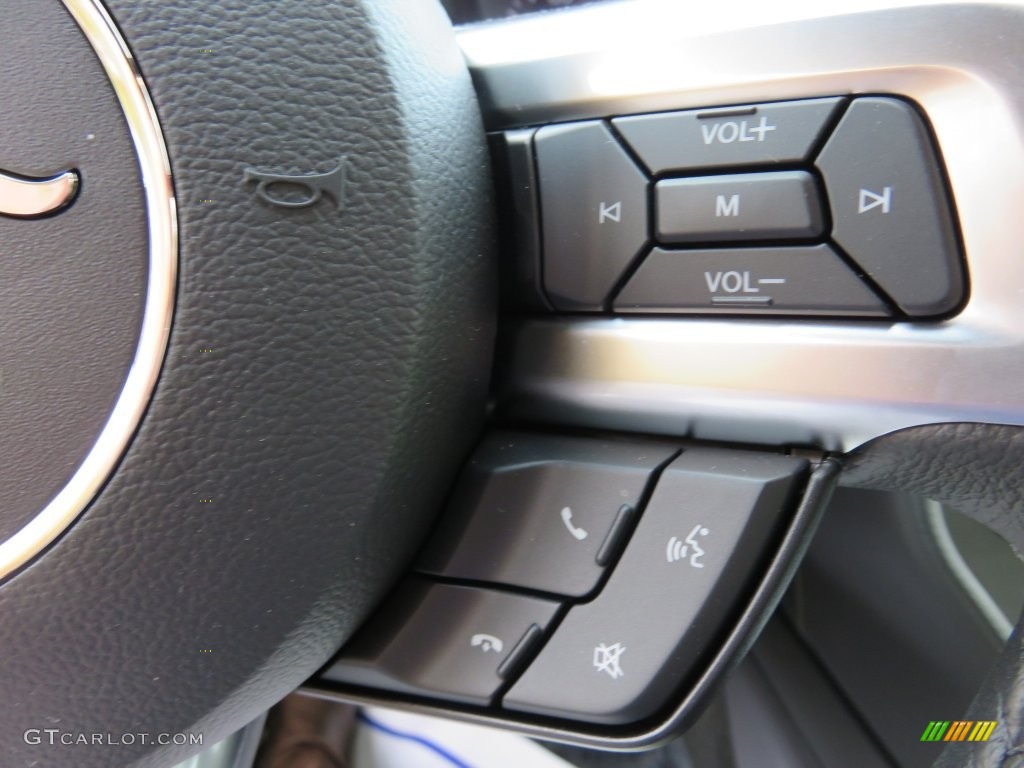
[
  {"x1": 0, "y1": 0, "x2": 176, "y2": 579},
  {"x1": 463, "y1": 0, "x2": 1024, "y2": 451}
]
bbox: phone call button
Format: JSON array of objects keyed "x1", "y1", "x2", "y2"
[{"x1": 417, "y1": 433, "x2": 677, "y2": 597}]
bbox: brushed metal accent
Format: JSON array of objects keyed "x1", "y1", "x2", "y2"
[
  {"x1": 0, "y1": 169, "x2": 78, "y2": 217},
  {"x1": 461, "y1": 1, "x2": 1024, "y2": 451},
  {"x1": 0, "y1": 0, "x2": 176, "y2": 579}
]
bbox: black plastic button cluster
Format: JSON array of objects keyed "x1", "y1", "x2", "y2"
[
  {"x1": 323, "y1": 432, "x2": 809, "y2": 725},
  {"x1": 505, "y1": 450, "x2": 806, "y2": 723},
  {"x1": 527, "y1": 96, "x2": 964, "y2": 318}
]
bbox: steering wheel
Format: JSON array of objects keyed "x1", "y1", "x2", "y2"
[
  {"x1": 2, "y1": 1, "x2": 492, "y2": 765},
  {"x1": 1, "y1": 1, "x2": 1021, "y2": 767}
]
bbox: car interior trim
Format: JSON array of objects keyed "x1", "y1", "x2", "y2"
[{"x1": 0, "y1": 0, "x2": 176, "y2": 580}]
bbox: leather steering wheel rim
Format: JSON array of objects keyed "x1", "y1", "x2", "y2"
[
  {"x1": 0, "y1": 1, "x2": 494, "y2": 766},
  {"x1": 842, "y1": 423, "x2": 1024, "y2": 766}
]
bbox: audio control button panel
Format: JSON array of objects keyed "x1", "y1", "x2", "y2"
[{"x1": 501, "y1": 96, "x2": 966, "y2": 319}]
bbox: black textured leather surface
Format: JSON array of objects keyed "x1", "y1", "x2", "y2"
[
  {"x1": 935, "y1": 617, "x2": 1024, "y2": 768},
  {"x1": 842, "y1": 423, "x2": 1024, "y2": 557},
  {"x1": 0, "y1": 1, "x2": 494, "y2": 767},
  {"x1": 842, "y1": 423, "x2": 1024, "y2": 768}
]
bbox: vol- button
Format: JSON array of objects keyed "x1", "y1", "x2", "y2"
[
  {"x1": 535, "y1": 121, "x2": 648, "y2": 310},
  {"x1": 614, "y1": 245, "x2": 891, "y2": 317},
  {"x1": 704, "y1": 270, "x2": 787, "y2": 307}
]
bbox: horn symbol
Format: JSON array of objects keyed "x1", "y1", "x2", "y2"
[
  {"x1": 0, "y1": 168, "x2": 80, "y2": 218},
  {"x1": 243, "y1": 157, "x2": 345, "y2": 210}
]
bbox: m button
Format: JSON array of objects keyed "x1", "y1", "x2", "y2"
[{"x1": 655, "y1": 171, "x2": 823, "y2": 244}]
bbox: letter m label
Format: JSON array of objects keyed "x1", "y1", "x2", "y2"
[{"x1": 716, "y1": 194, "x2": 739, "y2": 217}]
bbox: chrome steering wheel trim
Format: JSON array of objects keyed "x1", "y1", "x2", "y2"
[{"x1": 0, "y1": 0, "x2": 175, "y2": 580}]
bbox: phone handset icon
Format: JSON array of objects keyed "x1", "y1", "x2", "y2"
[
  {"x1": 469, "y1": 634, "x2": 504, "y2": 653},
  {"x1": 560, "y1": 506, "x2": 588, "y2": 541}
]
